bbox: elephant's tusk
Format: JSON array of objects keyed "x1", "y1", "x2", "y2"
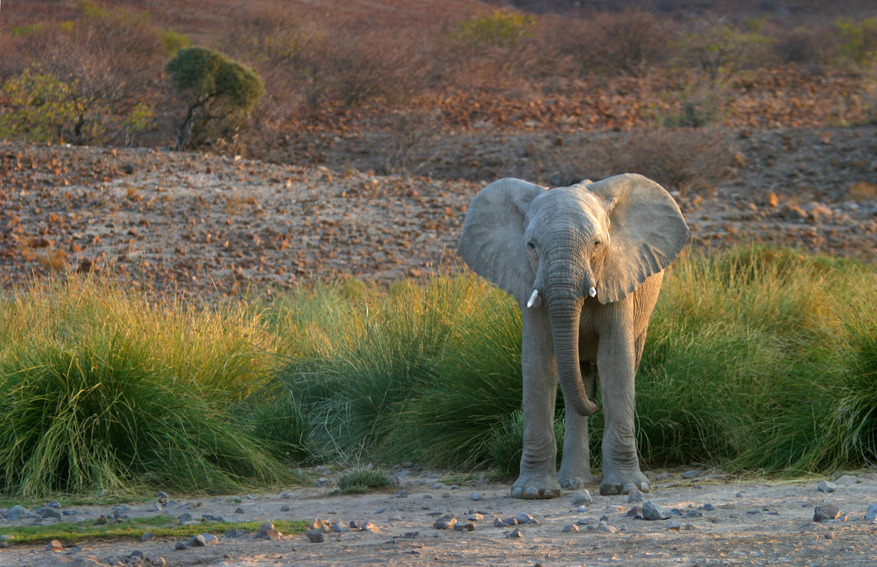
[
  {"x1": 589, "y1": 287, "x2": 597, "y2": 298},
  {"x1": 527, "y1": 289, "x2": 540, "y2": 308}
]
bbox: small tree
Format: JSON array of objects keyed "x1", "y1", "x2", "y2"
[{"x1": 165, "y1": 46, "x2": 264, "y2": 150}]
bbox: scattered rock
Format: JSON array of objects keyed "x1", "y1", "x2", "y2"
[
  {"x1": 280, "y1": 504, "x2": 290, "y2": 512},
  {"x1": 255, "y1": 521, "x2": 282, "y2": 540},
  {"x1": 396, "y1": 490, "x2": 409, "y2": 498},
  {"x1": 433, "y1": 515, "x2": 457, "y2": 530},
  {"x1": 141, "y1": 532, "x2": 155, "y2": 541},
  {"x1": 865, "y1": 503, "x2": 877, "y2": 522},
  {"x1": 316, "y1": 477, "x2": 332, "y2": 487},
  {"x1": 470, "y1": 492, "x2": 482, "y2": 501},
  {"x1": 155, "y1": 491, "x2": 169, "y2": 504},
  {"x1": 702, "y1": 503, "x2": 716, "y2": 511},
  {"x1": 46, "y1": 539, "x2": 63, "y2": 552},
  {"x1": 146, "y1": 500, "x2": 162, "y2": 512},
  {"x1": 814, "y1": 505, "x2": 841, "y2": 522},
  {"x1": 681, "y1": 470, "x2": 701, "y2": 479},
  {"x1": 453, "y1": 522, "x2": 475, "y2": 531},
  {"x1": 37, "y1": 507, "x2": 62, "y2": 520},
  {"x1": 178, "y1": 512, "x2": 194, "y2": 525},
  {"x1": 506, "y1": 529, "x2": 524, "y2": 539},
  {"x1": 188, "y1": 534, "x2": 217, "y2": 547},
  {"x1": 562, "y1": 524, "x2": 579, "y2": 533},
  {"x1": 628, "y1": 489, "x2": 644, "y2": 503},
  {"x1": 642, "y1": 501, "x2": 671, "y2": 521},
  {"x1": 306, "y1": 529, "x2": 325, "y2": 543},
  {"x1": 817, "y1": 481, "x2": 837, "y2": 493},
  {"x1": 598, "y1": 521, "x2": 617, "y2": 533},
  {"x1": 174, "y1": 542, "x2": 186, "y2": 551},
  {"x1": 234, "y1": 508, "x2": 244, "y2": 514},
  {"x1": 667, "y1": 520, "x2": 682, "y2": 530},
  {"x1": 7, "y1": 505, "x2": 30, "y2": 521},
  {"x1": 626, "y1": 506, "x2": 643, "y2": 518},
  {"x1": 516, "y1": 513, "x2": 537, "y2": 524},
  {"x1": 224, "y1": 529, "x2": 249, "y2": 538},
  {"x1": 494, "y1": 517, "x2": 511, "y2": 528},
  {"x1": 834, "y1": 474, "x2": 858, "y2": 486},
  {"x1": 571, "y1": 490, "x2": 592, "y2": 505},
  {"x1": 332, "y1": 523, "x2": 350, "y2": 533}
]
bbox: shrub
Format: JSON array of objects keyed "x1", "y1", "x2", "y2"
[
  {"x1": 581, "y1": 10, "x2": 677, "y2": 76},
  {"x1": 834, "y1": 17, "x2": 877, "y2": 65},
  {"x1": 336, "y1": 469, "x2": 391, "y2": 493},
  {"x1": 162, "y1": 30, "x2": 192, "y2": 57},
  {"x1": 0, "y1": 66, "x2": 79, "y2": 143},
  {"x1": 679, "y1": 22, "x2": 773, "y2": 81},
  {"x1": 451, "y1": 9, "x2": 536, "y2": 48},
  {"x1": 165, "y1": 46, "x2": 264, "y2": 149}
]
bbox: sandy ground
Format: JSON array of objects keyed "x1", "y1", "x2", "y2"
[{"x1": 2, "y1": 470, "x2": 876, "y2": 567}]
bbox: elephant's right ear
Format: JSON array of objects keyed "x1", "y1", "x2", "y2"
[{"x1": 458, "y1": 178, "x2": 545, "y2": 304}]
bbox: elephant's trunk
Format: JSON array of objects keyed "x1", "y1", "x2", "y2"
[{"x1": 548, "y1": 295, "x2": 598, "y2": 417}]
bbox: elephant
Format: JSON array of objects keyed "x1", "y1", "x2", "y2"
[{"x1": 458, "y1": 173, "x2": 689, "y2": 498}]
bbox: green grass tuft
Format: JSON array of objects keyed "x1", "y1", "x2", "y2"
[{"x1": 335, "y1": 468, "x2": 391, "y2": 493}]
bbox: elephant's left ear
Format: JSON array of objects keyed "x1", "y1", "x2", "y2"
[{"x1": 586, "y1": 174, "x2": 689, "y2": 304}]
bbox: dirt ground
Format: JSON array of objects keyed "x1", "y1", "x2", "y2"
[
  {"x1": 2, "y1": 126, "x2": 877, "y2": 297},
  {"x1": 1, "y1": 469, "x2": 877, "y2": 567}
]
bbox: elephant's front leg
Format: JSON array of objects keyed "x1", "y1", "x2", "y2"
[
  {"x1": 557, "y1": 362, "x2": 596, "y2": 490},
  {"x1": 512, "y1": 307, "x2": 562, "y2": 499},
  {"x1": 598, "y1": 306, "x2": 649, "y2": 496}
]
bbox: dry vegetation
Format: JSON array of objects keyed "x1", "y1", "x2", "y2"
[{"x1": 1, "y1": 0, "x2": 876, "y2": 178}]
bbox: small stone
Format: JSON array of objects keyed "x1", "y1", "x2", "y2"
[
  {"x1": 46, "y1": 539, "x2": 63, "y2": 552},
  {"x1": 402, "y1": 531, "x2": 420, "y2": 538},
  {"x1": 316, "y1": 477, "x2": 332, "y2": 487},
  {"x1": 571, "y1": 490, "x2": 592, "y2": 505},
  {"x1": 188, "y1": 534, "x2": 217, "y2": 547},
  {"x1": 396, "y1": 490, "x2": 408, "y2": 498},
  {"x1": 361, "y1": 521, "x2": 378, "y2": 532},
  {"x1": 37, "y1": 507, "x2": 62, "y2": 520},
  {"x1": 256, "y1": 521, "x2": 282, "y2": 540},
  {"x1": 433, "y1": 516, "x2": 457, "y2": 530},
  {"x1": 0, "y1": 542, "x2": 7, "y2": 549},
  {"x1": 626, "y1": 506, "x2": 643, "y2": 518},
  {"x1": 736, "y1": 492, "x2": 743, "y2": 498},
  {"x1": 667, "y1": 520, "x2": 682, "y2": 530},
  {"x1": 814, "y1": 505, "x2": 841, "y2": 522},
  {"x1": 311, "y1": 518, "x2": 330, "y2": 533},
  {"x1": 702, "y1": 503, "x2": 716, "y2": 511},
  {"x1": 7, "y1": 506, "x2": 29, "y2": 521},
  {"x1": 155, "y1": 492, "x2": 169, "y2": 504},
  {"x1": 224, "y1": 529, "x2": 248, "y2": 538},
  {"x1": 178, "y1": 513, "x2": 194, "y2": 524},
  {"x1": 280, "y1": 505, "x2": 290, "y2": 512},
  {"x1": 506, "y1": 528, "x2": 523, "y2": 538},
  {"x1": 141, "y1": 532, "x2": 155, "y2": 542},
  {"x1": 453, "y1": 522, "x2": 475, "y2": 532},
  {"x1": 467, "y1": 513, "x2": 483, "y2": 522},
  {"x1": 146, "y1": 500, "x2": 162, "y2": 512},
  {"x1": 306, "y1": 529, "x2": 324, "y2": 543},
  {"x1": 681, "y1": 470, "x2": 700, "y2": 479},
  {"x1": 332, "y1": 523, "x2": 350, "y2": 533},
  {"x1": 174, "y1": 542, "x2": 186, "y2": 551},
  {"x1": 684, "y1": 510, "x2": 703, "y2": 518},
  {"x1": 280, "y1": 492, "x2": 292, "y2": 499},
  {"x1": 642, "y1": 501, "x2": 671, "y2": 521},
  {"x1": 865, "y1": 503, "x2": 877, "y2": 521},
  {"x1": 817, "y1": 480, "x2": 837, "y2": 493},
  {"x1": 494, "y1": 518, "x2": 510, "y2": 528},
  {"x1": 516, "y1": 513, "x2": 536, "y2": 524},
  {"x1": 598, "y1": 521, "x2": 617, "y2": 533},
  {"x1": 234, "y1": 508, "x2": 244, "y2": 514},
  {"x1": 562, "y1": 523, "x2": 579, "y2": 533},
  {"x1": 388, "y1": 514, "x2": 403, "y2": 521},
  {"x1": 470, "y1": 492, "x2": 482, "y2": 501},
  {"x1": 502, "y1": 516, "x2": 518, "y2": 526},
  {"x1": 627, "y1": 489, "x2": 644, "y2": 503}
]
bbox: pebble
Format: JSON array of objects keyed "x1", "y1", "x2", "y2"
[
  {"x1": 280, "y1": 505, "x2": 290, "y2": 512},
  {"x1": 516, "y1": 513, "x2": 536, "y2": 524},
  {"x1": 628, "y1": 489, "x2": 644, "y2": 503},
  {"x1": 467, "y1": 513, "x2": 483, "y2": 521},
  {"x1": 506, "y1": 529, "x2": 524, "y2": 538},
  {"x1": 865, "y1": 503, "x2": 877, "y2": 521},
  {"x1": 311, "y1": 518, "x2": 330, "y2": 533},
  {"x1": 433, "y1": 516, "x2": 457, "y2": 530},
  {"x1": 834, "y1": 475, "x2": 858, "y2": 486},
  {"x1": 256, "y1": 521, "x2": 283, "y2": 540},
  {"x1": 332, "y1": 522, "x2": 350, "y2": 533},
  {"x1": 494, "y1": 517, "x2": 511, "y2": 528},
  {"x1": 598, "y1": 521, "x2": 617, "y2": 533},
  {"x1": 234, "y1": 508, "x2": 244, "y2": 514},
  {"x1": 178, "y1": 512, "x2": 194, "y2": 524},
  {"x1": 316, "y1": 477, "x2": 332, "y2": 487},
  {"x1": 306, "y1": 529, "x2": 324, "y2": 543},
  {"x1": 817, "y1": 480, "x2": 837, "y2": 493},
  {"x1": 224, "y1": 529, "x2": 248, "y2": 538},
  {"x1": 6, "y1": 506, "x2": 29, "y2": 521},
  {"x1": 281, "y1": 492, "x2": 292, "y2": 499},
  {"x1": 0, "y1": 542, "x2": 7, "y2": 549},
  {"x1": 562, "y1": 523, "x2": 579, "y2": 533},
  {"x1": 453, "y1": 522, "x2": 475, "y2": 531},
  {"x1": 141, "y1": 532, "x2": 155, "y2": 541},
  {"x1": 702, "y1": 503, "x2": 716, "y2": 511},
  {"x1": 642, "y1": 501, "x2": 671, "y2": 521},
  {"x1": 571, "y1": 490, "x2": 592, "y2": 505},
  {"x1": 814, "y1": 505, "x2": 841, "y2": 522},
  {"x1": 146, "y1": 500, "x2": 162, "y2": 512},
  {"x1": 155, "y1": 491, "x2": 169, "y2": 504},
  {"x1": 681, "y1": 470, "x2": 700, "y2": 479},
  {"x1": 667, "y1": 520, "x2": 682, "y2": 530},
  {"x1": 46, "y1": 539, "x2": 63, "y2": 552},
  {"x1": 396, "y1": 490, "x2": 409, "y2": 498},
  {"x1": 188, "y1": 534, "x2": 217, "y2": 547},
  {"x1": 470, "y1": 492, "x2": 482, "y2": 501},
  {"x1": 626, "y1": 506, "x2": 642, "y2": 518},
  {"x1": 37, "y1": 507, "x2": 62, "y2": 520},
  {"x1": 174, "y1": 542, "x2": 186, "y2": 551}
]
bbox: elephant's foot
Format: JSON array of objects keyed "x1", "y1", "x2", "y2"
[
  {"x1": 511, "y1": 473, "x2": 562, "y2": 499},
  {"x1": 599, "y1": 469, "x2": 650, "y2": 496},
  {"x1": 559, "y1": 476, "x2": 588, "y2": 490},
  {"x1": 557, "y1": 469, "x2": 596, "y2": 490}
]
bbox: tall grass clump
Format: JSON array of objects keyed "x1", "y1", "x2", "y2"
[{"x1": 0, "y1": 277, "x2": 287, "y2": 497}]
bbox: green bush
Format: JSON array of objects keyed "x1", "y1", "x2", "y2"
[
  {"x1": 165, "y1": 46, "x2": 264, "y2": 149},
  {"x1": 834, "y1": 18, "x2": 877, "y2": 65},
  {"x1": 451, "y1": 9, "x2": 536, "y2": 47},
  {"x1": 336, "y1": 468, "x2": 390, "y2": 493},
  {"x1": 0, "y1": 66, "x2": 79, "y2": 143},
  {"x1": 162, "y1": 30, "x2": 192, "y2": 57}
]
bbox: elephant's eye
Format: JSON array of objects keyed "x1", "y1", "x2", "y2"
[
  {"x1": 527, "y1": 241, "x2": 536, "y2": 250},
  {"x1": 593, "y1": 239, "x2": 602, "y2": 248}
]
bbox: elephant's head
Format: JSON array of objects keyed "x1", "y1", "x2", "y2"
[{"x1": 458, "y1": 174, "x2": 689, "y2": 417}]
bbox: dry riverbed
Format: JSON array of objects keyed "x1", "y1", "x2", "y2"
[{"x1": 1, "y1": 469, "x2": 876, "y2": 566}]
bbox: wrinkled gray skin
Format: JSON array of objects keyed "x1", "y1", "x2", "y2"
[{"x1": 459, "y1": 174, "x2": 689, "y2": 498}]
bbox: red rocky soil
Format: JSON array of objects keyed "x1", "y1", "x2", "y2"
[{"x1": 1, "y1": 127, "x2": 877, "y2": 297}]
